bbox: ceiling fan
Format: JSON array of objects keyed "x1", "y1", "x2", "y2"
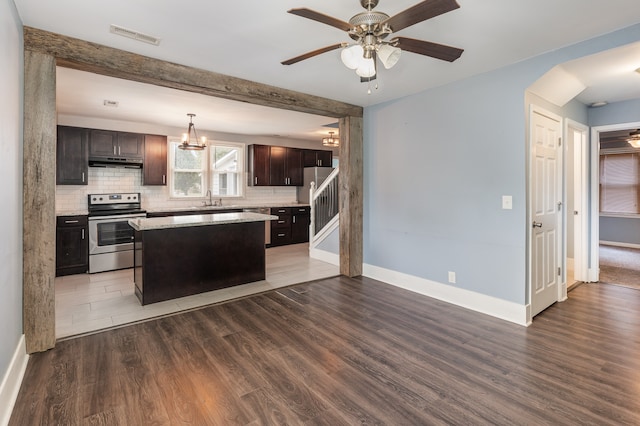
[{"x1": 282, "y1": 0, "x2": 464, "y2": 82}]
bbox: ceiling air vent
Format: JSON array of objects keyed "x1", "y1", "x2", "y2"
[{"x1": 109, "y1": 25, "x2": 161, "y2": 46}]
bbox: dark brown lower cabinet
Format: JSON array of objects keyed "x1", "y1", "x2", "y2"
[
  {"x1": 270, "y1": 206, "x2": 310, "y2": 246},
  {"x1": 291, "y1": 206, "x2": 311, "y2": 244},
  {"x1": 134, "y1": 221, "x2": 266, "y2": 305},
  {"x1": 56, "y1": 215, "x2": 88, "y2": 276}
]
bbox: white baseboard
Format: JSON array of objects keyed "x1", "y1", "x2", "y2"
[
  {"x1": 363, "y1": 263, "x2": 530, "y2": 326},
  {"x1": 309, "y1": 247, "x2": 339, "y2": 266},
  {"x1": 600, "y1": 240, "x2": 640, "y2": 250},
  {"x1": 0, "y1": 335, "x2": 28, "y2": 426}
]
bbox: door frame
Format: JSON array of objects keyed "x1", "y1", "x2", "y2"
[
  {"x1": 527, "y1": 105, "x2": 564, "y2": 322},
  {"x1": 564, "y1": 119, "x2": 589, "y2": 284},
  {"x1": 589, "y1": 120, "x2": 640, "y2": 282}
]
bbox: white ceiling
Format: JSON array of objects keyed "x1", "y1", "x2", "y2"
[
  {"x1": 15, "y1": 0, "x2": 640, "y2": 139},
  {"x1": 56, "y1": 67, "x2": 340, "y2": 141}
]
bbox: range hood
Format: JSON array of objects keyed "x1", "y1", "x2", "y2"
[{"x1": 89, "y1": 157, "x2": 143, "y2": 168}]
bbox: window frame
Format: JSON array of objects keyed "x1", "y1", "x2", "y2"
[
  {"x1": 599, "y1": 151, "x2": 640, "y2": 216},
  {"x1": 168, "y1": 138, "x2": 245, "y2": 200}
]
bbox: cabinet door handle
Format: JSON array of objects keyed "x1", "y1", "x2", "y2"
[
  {"x1": 81, "y1": 229, "x2": 85, "y2": 239},
  {"x1": 162, "y1": 174, "x2": 166, "y2": 184},
  {"x1": 278, "y1": 233, "x2": 285, "y2": 237},
  {"x1": 293, "y1": 216, "x2": 296, "y2": 224},
  {"x1": 254, "y1": 176, "x2": 258, "y2": 185},
  {"x1": 113, "y1": 145, "x2": 116, "y2": 155},
  {"x1": 64, "y1": 220, "x2": 79, "y2": 224},
  {"x1": 81, "y1": 172, "x2": 85, "y2": 183},
  {"x1": 118, "y1": 146, "x2": 121, "y2": 155}
]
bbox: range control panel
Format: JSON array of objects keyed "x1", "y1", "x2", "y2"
[{"x1": 88, "y1": 193, "x2": 140, "y2": 206}]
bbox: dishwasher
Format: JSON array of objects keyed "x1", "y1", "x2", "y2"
[{"x1": 243, "y1": 207, "x2": 271, "y2": 245}]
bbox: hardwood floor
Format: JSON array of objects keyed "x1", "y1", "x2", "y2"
[
  {"x1": 11, "y1": 277, "x2": 640, "y2": 425},
  {"x1": 54, "y1": 243, "x2": 339, "y2": 338}
]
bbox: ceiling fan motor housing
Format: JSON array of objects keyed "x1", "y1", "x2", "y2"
[
  {"x1": 360, "y1": 0, "x2": 379, "y2": 10},
  {"x1": 348, "y1": 11, "x2": 391, "y2": 42}
]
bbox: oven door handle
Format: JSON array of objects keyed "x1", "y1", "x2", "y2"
[{"x1": 88, "y1": 214, "x2": 147, "y2": 222}]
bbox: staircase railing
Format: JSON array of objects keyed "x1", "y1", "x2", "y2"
[{"x1": 309, "y1": 167, "x2": 339, "y2": 244}]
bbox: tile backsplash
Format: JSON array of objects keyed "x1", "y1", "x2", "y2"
[{"x1": 55, "y1": 167, "x2": 298, "y2": 213}]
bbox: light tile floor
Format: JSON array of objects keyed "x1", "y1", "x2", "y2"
[{"x1": 55, "y1": 243, "x2": 339, "y2": 339}]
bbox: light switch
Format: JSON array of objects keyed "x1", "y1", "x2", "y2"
[{"x1": 502, "y1": 195, "x2": 513, "y2": 210}]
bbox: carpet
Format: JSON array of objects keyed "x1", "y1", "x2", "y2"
[{"x1": 599, "y1": 245, "x2": 640, "y2": 290}]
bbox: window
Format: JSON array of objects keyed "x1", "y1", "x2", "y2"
[
  {"x1": 600, "y1": 152, "x2": 640, "y2": 214},
  {"x1": 169, "y1": 140, "x2": 244, "y2": 199},
  {"x1": 210, "y1": 144, "x2": 243, "y2": 197}
]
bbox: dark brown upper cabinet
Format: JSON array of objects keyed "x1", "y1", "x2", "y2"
[
  {"x1": 57, "y1": 126, "x2": 89, "y2": 185},
  {"x1": 269, "y1": 146, "x2": 302, "y2": 186},
  {"x1": 303, "y1": 149, "x2": 333, "y2": 167},
  {"x1": 143, "y1": 134, "x2": 167, "y2": 185},
  {"x1": 248, "y1": 144, "x2": 271, "y2": 186},
  {"x1": 89, "y1": 129, "x2": 144, "y2": 159}
]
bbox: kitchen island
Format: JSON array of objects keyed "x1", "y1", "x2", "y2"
[{"x1": 129, "y1": 212, "x2": 277, "y2": 305}]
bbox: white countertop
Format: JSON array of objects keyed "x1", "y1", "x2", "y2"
[
  {"x1": 144, "y1": 203, "x2": 309, "y2": 214},
  {"x1": 129, "y1": 212, "x2": 278, "y2": 231}
]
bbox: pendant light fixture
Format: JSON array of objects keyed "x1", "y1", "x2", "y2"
[
  {"x1": 322, "y1": 131, "x2": 339, "y2": 147},
  {"x1": 179, "y1": 113, "x2": 207, "y2": 150}
]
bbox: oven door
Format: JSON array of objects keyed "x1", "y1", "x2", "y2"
[{"x1": 88, "y1": 213, "x2": 146, "y2": 255}]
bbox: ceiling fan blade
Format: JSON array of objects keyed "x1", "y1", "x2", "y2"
[
  {"x1": 382, "y1": 0, "x2": 460, "y2": 32},
  {"x1": 288, "y1": 8, "x2": 352, "y2": 32},
  {"x1": 394, "y1": 37, "x2": 463, "y2": 62},
  {"x1": 281, "y1": 43, "x2": 345, "y2": 65}
]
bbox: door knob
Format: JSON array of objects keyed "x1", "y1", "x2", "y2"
[{"x1": 532, "y1": 221, "x2": 542, "y2": 228}]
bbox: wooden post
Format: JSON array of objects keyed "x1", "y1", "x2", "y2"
[
  {"x1": 339, "y1": 116, "x2": 363, "y2": 277},
  {"x1": 23, "y1": 50, "x2": 57, "y2": 353}
]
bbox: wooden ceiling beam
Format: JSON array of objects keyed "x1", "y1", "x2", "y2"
[{"x1": 23, "y1": 26, "x2": 363, "y2": 119}]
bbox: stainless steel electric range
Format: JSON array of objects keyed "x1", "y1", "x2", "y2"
[{"x1": 87, "y1": 192, "x2": 146, "y2": 273}]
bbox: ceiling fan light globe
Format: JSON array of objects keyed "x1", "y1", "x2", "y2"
[
  {"x1": 341, "y1": 45, "x2": 364, "y2": 69},
  {"x1": 356, "y1": 57, "x2": 376, "y2": 77},
  {"x1": 378, "y1": 44, "x2": 401, "y2": 69}
]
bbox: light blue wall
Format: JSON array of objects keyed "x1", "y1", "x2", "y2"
[
  {"x1": 316, "y1": 226, "x2": 339, "y2": 253},
  {"x1": 363, "y1": 24, "x2": 640, "y2": 305},
  {"x1": 0, "y1": 0, "x2": 24, "y2": 384},
  {"x1": 600, "y1": 216, "x2": 640, "y2": 245},
  {"x1": 589, "y1": 98, "x2": 640, "y2": 126}
]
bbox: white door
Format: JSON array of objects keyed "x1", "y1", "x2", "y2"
[{"x1": 530, "y1": 108, "x2": 562, "y2": 317}]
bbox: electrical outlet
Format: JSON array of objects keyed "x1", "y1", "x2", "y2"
[
  {"x1": 448, "y1": 271, "x2": 456, "y2": 284},
  {"x1": 502, "y1": 195, "x2": 513, "y2": 210}
]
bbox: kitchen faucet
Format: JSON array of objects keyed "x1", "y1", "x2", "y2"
[{"x1": 203, "y1": 189, "x2": 213, "y2": 206}]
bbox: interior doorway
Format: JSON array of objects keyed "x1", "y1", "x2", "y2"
[
  {"x1": 589, "y1": 122, "x2": 640, "y2": 289},
  {"x1": 564, "y1": 120, "x2": 589, "y2": 289}
]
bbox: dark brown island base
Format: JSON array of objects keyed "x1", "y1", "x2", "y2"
[{"x1": 129, "y1": 212, "x2": 277, "y2": 305}]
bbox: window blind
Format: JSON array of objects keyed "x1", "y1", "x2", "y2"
[{"x1": 600, "y1": 153, "x2": 640, "y2": 214}]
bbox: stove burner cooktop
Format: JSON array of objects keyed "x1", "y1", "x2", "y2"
[{"x1": 87, "y1": 192, "x2": 144, "y2": 217}]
